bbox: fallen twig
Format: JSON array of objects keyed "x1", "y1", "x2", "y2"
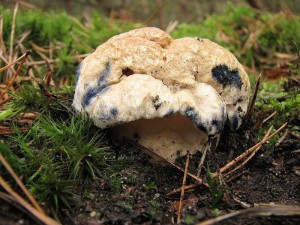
[
  {"x1": 24, "y1": 53, "x2": 88, "y2": 66},
  {"x1": 0, "y1": 51, "x2": 31, "y2": 100},
  {"x1": 196, "y1": 204, "x2": 300, "y2": 225},
  {"x1": 261, "y1": 111, "x2": 277, "y2": 126},
  {"x1": 0, "y1": 51, "x2": 29, "y2": 73},
  {"x1": 197, "y1": 144, "x2": 209, "y2": 177},
  {"x1": 0, "y1": 127, "x2": 30, "y2": 135},
  {"x1": 224, "y1": 125, "x2": 273, "y2": 176},
  {"x1": 231, "y1": 194, "x2": 251, "y2": 208},
  {"x1": 167, "y1": 122, "x2": 287, "y2": 196},
  {"x1": 0, "y1": 191, "x2": 43, "y2": 224},
  {"x1": 9, "y1": 2, "x2": 19, "y2": 67},
  {"x1": 0, "y1": 153, "x2": 44, "y2": 213},
  {"x1": 288, "y1": 131, "x2": 300, "y2": 140},
  {"x1": 0, "y1": 96, "x2": 13, "y2": 107},
  {"x1": 166, "y1": 182, "x2": 207, "y2": 196},
  {"x1": 275, "y1": 129, "x2": 288, "y2": 146},
  {"x1": 244, "y1": 73, "x2": 261, "y2": 122},
  {"x1": 0, "y1": 176, "x2": 60, "y2": 225},
  {"x1": 177, "y1": 152, "x2": 190, "y2": 224},
  {"x1": 213, "y1": 122, "x2": 287, "y2": 177}
]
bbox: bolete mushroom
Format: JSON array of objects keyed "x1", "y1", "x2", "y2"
[{"x1": 73, "y1": 27, "x2": 250, "y2": 164}]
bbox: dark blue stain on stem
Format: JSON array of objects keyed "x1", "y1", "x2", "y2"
[
  {"x1": 212, "y1": 64, "x2": 243, "y2": 89},
  {"x1": 82, "y1": 62, "x2": 111, "y2": 107}
]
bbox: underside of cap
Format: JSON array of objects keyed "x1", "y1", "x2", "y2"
[
  {"x1": 80, "y1": 74, "x2": 227, "y2": 136},
  {"x1": 110, "y1": 113, "x2": 210, "y2": 162}
]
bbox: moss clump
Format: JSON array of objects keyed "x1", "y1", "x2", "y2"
[
  {"x1": 172, "y1": 4, "x2": 300, "y2": 68},
  {"x1": 0, "y1": 6, "x2": 138, "y2": 82}
]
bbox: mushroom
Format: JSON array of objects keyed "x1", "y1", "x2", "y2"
[{"x1": 73, "y1": 27, "x2": 250, "y2": 164}]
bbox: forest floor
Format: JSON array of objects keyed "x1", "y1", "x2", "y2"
[
  {"x1": 0, "y1": 2, "x2": 299, "y2": 225},
  {"x1": 1, "y1": 104, "x2": 299, "y2": 225}
]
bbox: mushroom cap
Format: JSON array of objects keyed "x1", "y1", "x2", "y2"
[{"x1": 73, "y1": 27, "x2": 250, "y2": 162}]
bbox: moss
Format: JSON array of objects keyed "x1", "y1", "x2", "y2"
[
  {"x1": 172, "y1": 5, "x2": 300, "y2": 67},
  {"x1": 0, "y1": 6, "x2": 137, "y2": 80}
]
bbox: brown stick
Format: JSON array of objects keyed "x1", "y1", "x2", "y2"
[
  {"x1": 275, "y1": 129, "x2": 288, "y2": 147},
  {"x1": 45, "y1": 61, "x2": 54, "y2": 88},
  {"x1": 224, "y1": 125, "x2": 273, "y2": 176},
  {"x1": 177, "y1": 152, "x2": 190, "y2": 223},
  {"x1": 213, "y1": 122, "x2": 287, "y2": 177},
  {"x1": 262, "y1": 111, "x2": 277, "y2": 125},
  {"x1": 0, "y1": 153, "x2": 44, "y2": 213},
  {"x1": 0, "y1": 176, "x2": 60, "y2": 225},
  {"x1": 196, "y1": 205, "x2": 300, "y2": 225},
  {"x1": 0, "y1": 127, "x2": 30, "y2": 135},
  {"x1": 245, "y1": 73, "x2": 261, "y2": 122},
  {"x1": 0, "y1": 16, "x2": 7, "y2": 57},
  {"x1": 9, "y1": 2, "x2": 19, "y2": 66},
  {"x1": 167, "y1": 123, "x2": 287, "y2": 196},
  {"x1": 0, "y1": 96, "x2": 13, "y2": 107},
  {"x1": 0, "y1": 52, "x2": 29, "y2": 73},
  {"x1": 0, "y1": 191, "x2": 43, "y2": 224},
  {"x1": 166, "y1": 181, "x2": 208, "y2": 197},
  {"x1": 0, "y1": 51, "x2": 31, "y2": 99},
  {"x1": 24, "y1": 53, "x2": 89, "y2": 66}
]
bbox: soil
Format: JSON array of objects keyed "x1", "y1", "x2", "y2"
[{"x1": 1, "y1": 107, "x2": 299, "y2": 225}]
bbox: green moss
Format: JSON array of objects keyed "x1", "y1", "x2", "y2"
[
  {"x1": 256, "y1": 79, "x2": 300, "y2": 127},
  {"x1": 206, "y1": 168, "x2": 224, "y2": 208},
  {"x1": 148, "y1": 200, "x2": 160, "y2": 218},
  {"x1": 0, "y1": 7, "x2": 137, "y2": 80},
  {"x1": 172, "y1": 5, "x2": 300, "y2": 67}
]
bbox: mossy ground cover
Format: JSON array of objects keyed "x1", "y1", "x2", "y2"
[{"x1": 0, "y1": 3, "x2": 299, "y2": 225}]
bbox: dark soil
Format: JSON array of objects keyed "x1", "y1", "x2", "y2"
[{"x1": 1, "y1": 110, "x2": 299, "y2": 225}]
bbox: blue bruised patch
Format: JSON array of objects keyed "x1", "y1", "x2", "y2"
[
  {"x1": 98, "y1": 62, "x2": 111, "y2": 89},
  {"x1": 81, "y1": 62, "x2": 111, "y2": 107},
  {"x1": 110, "y1": 108, "x2": 118, "y2": 118},
  {"x1": 212, "y1": 64, "x2": 243, "y2": 89},
  {"x1": 184, "y1": 107, "x2": 206, "y2": 132},
  {"x1": 185, "y1": 106, "x2": 226, "y2": 134}
]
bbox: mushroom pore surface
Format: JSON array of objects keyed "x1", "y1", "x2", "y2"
[{"x1": 73, "y1": 27, "x2": 250, "y2": 163}]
